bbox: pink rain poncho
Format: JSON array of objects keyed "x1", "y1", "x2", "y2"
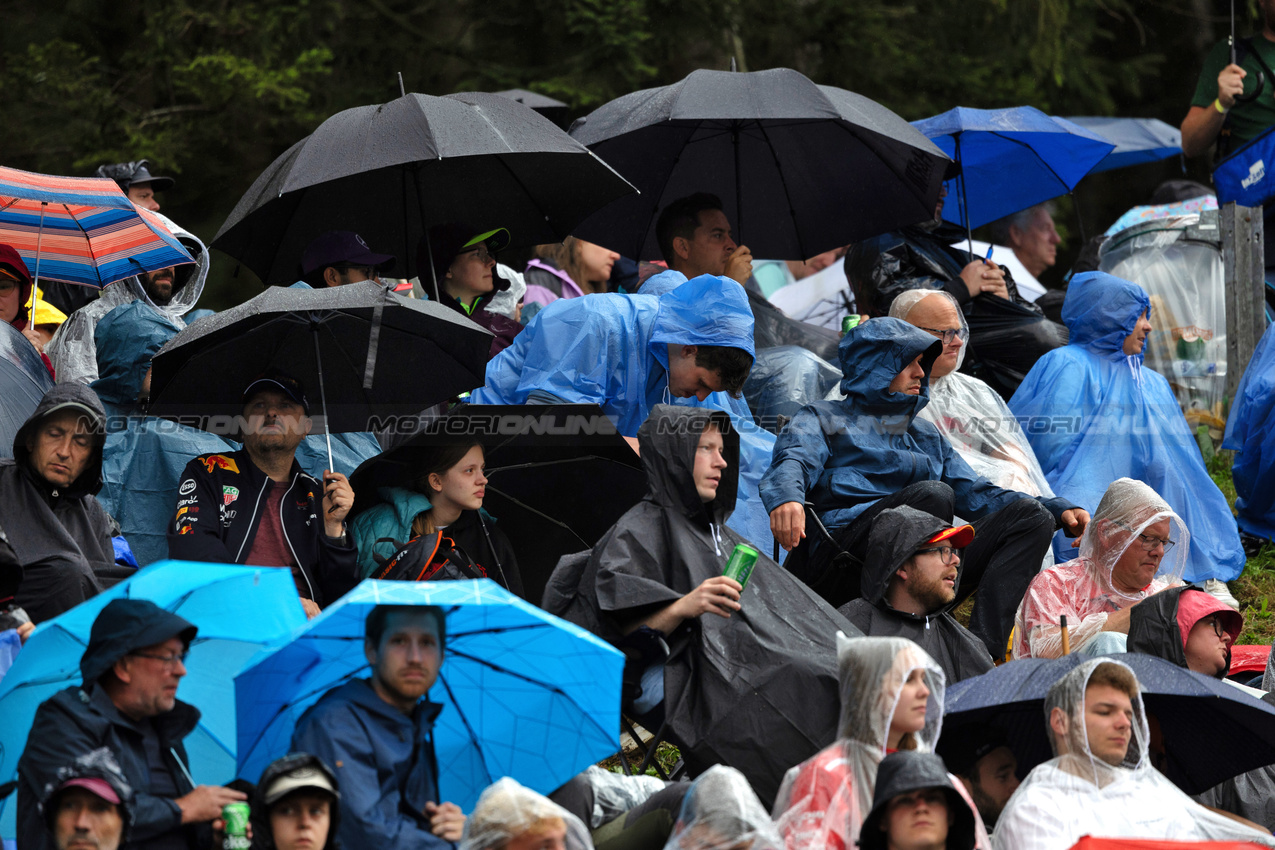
[{"x1": 1012, "y1": 478, "x2": 1187, "y2": 659}]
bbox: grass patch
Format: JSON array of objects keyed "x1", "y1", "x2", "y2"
[
  {"x1": 1208, "y1": 450, "x2": 1275, "y2": 644},
  {"x1": 598, "y1": 740, "x2": 683, "y2": 777}
]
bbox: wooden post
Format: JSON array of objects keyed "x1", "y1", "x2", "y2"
[{"x1": 1221, "y1": 202, "x2": 1267, "y2": 412}]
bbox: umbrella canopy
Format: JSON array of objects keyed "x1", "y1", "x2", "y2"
[
  {"x1": 147, "y1": 281, "x2": 492, "y2": 434},
  {"x1": 350, "y1": 404, "x2": 647, "y2": 603},
  {"x1": 0, "y1": 166, "x2": 193, "y2": 287},
  {"x1": 212, "y1": 92, "x2": 635, "y2": 287},
  {"x1": 911, "y1": 106, "x2": 1115, "y2": 230},
  {"x1": 1065, "y1": 117, "x2": 1183, "y2": 173},
  {"x1": 493, "y1": 89, "x2": 570, "y2": 128},
  {"x1": 0, "y1": 322, "x2": 54, "y2": 458},
  {"x1": 0, "y1": 561, "x2": 308, "y2": 841},
  {"x1": 567, "y1": 67, "x2": 953, "y2": 261},
  {"x1": 234, "y1": 579, "x2": 624, "y2": 811},
  {"x1": 941, "y1": 653, "x2": 1275, "y2": 794}
]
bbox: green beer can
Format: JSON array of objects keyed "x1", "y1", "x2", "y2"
[
  {"x1": 722, "y1": 543, "x2": 759, "y2": 589},
  {"x1": 222, "y1": 802, "x2": 251, "y2": 850},
  {"x1": 841, "y1": 314, "x2": 861, "y2": 336}
]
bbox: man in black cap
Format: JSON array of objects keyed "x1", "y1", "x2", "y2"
[
  {"x1": 17, "y1": 599, "x2": 248, "y2": 850},
  {"x1": 299, "y1": 231, "x2": 396, "y2": 289},
  {"x1": 94, "y1": 160, "x2": 174, "y2": 213},
  {"x1": 167, "y1": 370, "x2": 357, "y2": 617},
  {"x1": 38, "y1": 748, "x2": 134, "y2": 850}
]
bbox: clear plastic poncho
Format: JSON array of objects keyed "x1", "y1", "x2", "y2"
[
  {"x1": 1012, "y1": 478, "x2": 1188, "y2": 659},
  {"x1": 889, "y1": 290, "x2": 1054, "y2": 497},
  {"x1": 664, "y1": 765, "x2": 783, "y2": 850},
  {"x1": 772, "y1": 635, "x2": 946, "y2": 850},
  {"x1": 993, "y1": 658, "x2": 1275, "y2": 850},
  {"x1": 461, "y1": 777, "x2": 594, "y2": 850}
]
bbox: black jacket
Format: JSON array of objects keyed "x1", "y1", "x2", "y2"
[
  {"x1": 543, "y1": 404, "x2": 857, "y2": 804},
  {"x1": 838, "y1": 505, "x2": 994, "y2": 684},
  {"x1": 1127, "y1": 584, "x2": 1215, "y2": 672},
  {"x1": 165, "y1": 449, "x2": 357, "y2": 607},
  {"x1": 0, "y1": 383, "x2": 118, "y2": 621}
]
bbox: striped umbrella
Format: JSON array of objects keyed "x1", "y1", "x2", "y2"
[{"x1": 0, "y1": 166, "x2": 193, "y2": 301}]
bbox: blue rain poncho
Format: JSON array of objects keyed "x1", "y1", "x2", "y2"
[
  {"x1": 1009, "y1": 271, "x2": 1244, "y2": 582},
  {"x1": 472, "y1": 274, "x2": 777, "y2": 549},
  {"x1": 1223, "y1": 321, "x2": 1275, "y2": 540}
]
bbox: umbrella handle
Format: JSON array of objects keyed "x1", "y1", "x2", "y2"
[
  {"x1": 28, "y1": 203, "x2": 47, "y2": 325},
  {"x1": 311, "y1": 324, "x2": 335, "y2": 474},
  {"x1": 1060, "y1": 614, "x2": 1070, "y2": 656}
]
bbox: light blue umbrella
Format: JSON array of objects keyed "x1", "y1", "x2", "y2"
[
  {"x1": 235, "y1": 579, "x2": 624, "y2": 811},
  {"x1": 1064, "y1": 116, "x2": 1182, "y2": 173},
  {"x1": 0, "y1": 561, "x2": 307, "y2": 841}
]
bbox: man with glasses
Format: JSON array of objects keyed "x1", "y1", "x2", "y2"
[
  {"x1": 840, "y1": 506, "x2": 994, "y2": 683},
  {"x1": 17, "y1": 598, "x2": 248, "y2": 850},
  {"x1": 299, "y1": 231, "x2": 396, "y2": 289}
]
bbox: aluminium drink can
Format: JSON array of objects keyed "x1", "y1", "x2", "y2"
[
  {"x1": 722, "y1": 543, "x2": 759, "y2": 589},
  {"x1": 222, "y1": 802, "x2": 251, "y2": 850}
]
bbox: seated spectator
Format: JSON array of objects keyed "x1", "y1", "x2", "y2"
[
  {"x1": 0, "y1": 384, "x2": 118, "y2": 623},
  {"x1": 992, "y1": 659, "x2": 1274, "y2": 850},
  {"x1": 761, "y1": 317, "x2": 1085, "y2": 656},
  {"x1": 1013, "y1": 478, "x2": 1186, "y2": 660},
  {"x1": 290, "y1": 604, "x2": 466, "y2": 849},
  {"x1": 47, "y1": 214, "x2": 207, "y2": 386},
  {"x1": 838, "y1": 507, "x2": 993, "y2": 683},
  {"x1": 1009, "y1": 270, "x2": 1245, "y2": 602},
  {"x1": 91, "y1": 300, "x2": 180, "y2": 423},
  {"x1": 474, "y1": 273, "x2": 776, "y2": 549},
  {"x1": 663, "y1": 765, "x2": 782, "y2": 850},
  {"x1": 2, "y1": 244, "x2": 59, "y2": 372},
  {"x1": 299, "y1": 229, "x2": 396, "y2": 289},
  {"x1": 36, "y1": 749, "x2": 133, "y2": 850},
  {"x1": 422, "y1": 224, "x2": 524, "y2": 356},
  {"x1": 524, "y1": 236, "x2": 621, "y2": 310},
  {"x1": 937, "y1": 725, "x2": 1020, "y2": 834},
  {"x1": 889, "y1": 291, "x2": 1054, "y2": 497},
  {"x1": 349, "y1": 439, "x2": 523, "y2": 595},
  {"x1": 463, "y1": 777, "x2": 590, "y2": 850},
  {"x1": 641, "y1": 193, "x2": 753, "y2": 295},
  {"x1": 17, "y1": 599, "x2": 248, "y2": 850},
  {"x1": 845, "y1": 189, "x2": 1065, "y2": 398},
  {"x1": 94, "y1": 159, "x2": 173, "y2": 212},
  {"x1": 859, "y1": 751, "x2": 977, "y2": 850},
  {"x1": 167, "y1": 371, "x2": 357, "y2": 617},
  {"x1": 545, "y1": 405, "x2": 852, "y2": 804},
  {"x1": 988, "y1": 202, "x2": 1060, "y2": 299},
  {"x1": 249, "y1": 753, "x2": 341, "y2": 850}
]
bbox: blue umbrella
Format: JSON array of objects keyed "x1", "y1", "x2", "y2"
[
  {"x1": 1065, "y1": 117, "x2": 1183, "y2": 173},
  {"x1": 0, "y1": 561, "x2": 308, "y2": 841},
  {"x1": 941, "y1": 653, "x2": 1275, "y2": 794},
  {"x1": 911, "y1": 106, "x2": 1115, "y2": 233},
  {"x1": 234, "y1": 579, "x2": 624, "y2": 811}
]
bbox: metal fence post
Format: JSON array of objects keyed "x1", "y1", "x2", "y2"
[{"x1": 1221, "y1": 202, "x2": 1266, "y2": 412}]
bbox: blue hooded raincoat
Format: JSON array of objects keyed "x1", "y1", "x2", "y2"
[
  {"x1": 1009, "y1": 271, "x2": 1245, "y2": 581},
  {"x1": 472, "y1": 274, "x2": 777, "y2": 549},
  {"x1": 1222, "y1": 321, "x2": 1275, "y2": 540},
  {"x1": 760, "y1": 318, "x2": 1073, "y2": 537}
]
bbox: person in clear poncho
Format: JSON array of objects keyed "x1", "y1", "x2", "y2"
[
  {"x1": 462, "y1": 778, "x2": 594, "y2": 850},
  {"x1": 772, "y1": 635, "x2": 989, "y2": 850},
  {"x1": 888, "y1": 290, "x2": 1053, "y2": 498},
  {"x1": 992, "y1": 658, "x2": 1275, "y2": 850},
  {"x1": 1012, "y1": 478, "x2": 1187, "y2": 659},
  {"x1": 664, "y1": 766, "x2": 781, "y2": 850}
]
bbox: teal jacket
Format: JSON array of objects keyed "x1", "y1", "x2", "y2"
[{"x1": 350, "y1": 487, "x2": 432, "y2": 578}]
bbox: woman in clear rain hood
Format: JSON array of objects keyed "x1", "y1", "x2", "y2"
[
  {"x1": 993, "y1": 658, "x2": 1275, "y2": 850},
  {"x1": 1008, "y1": 271, "x2": 1244, "y2": 587},
  {"x1": 544, "y1": 404, "x2": 855, "y2": 804}
]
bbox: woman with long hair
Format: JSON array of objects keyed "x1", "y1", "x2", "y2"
[{"x1": 523, "y1": 237, "x2": 620, "y2": 315}]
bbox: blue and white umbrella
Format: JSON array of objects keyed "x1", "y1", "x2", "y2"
[{"x1": 234, "y1": 579, "x2": 624, "y2": 811}]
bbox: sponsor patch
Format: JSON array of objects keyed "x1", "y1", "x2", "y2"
[
  {"x1": 223, "y1": 485, "x2": 239, "y2": 506},
  {"x1": 179, "y1": 479, "x2": 196, "y2": 495},
  {"x1": 202, "y1": 454, "x2": 240, "y2": 475}
]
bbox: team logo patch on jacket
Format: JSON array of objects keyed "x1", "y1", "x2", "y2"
[
  {"x1": 223, "y1": 485, "x2": 239, "y2": 506},
  {"x1": 203, "y1": 454, "x2": 240, "y2": 475}
]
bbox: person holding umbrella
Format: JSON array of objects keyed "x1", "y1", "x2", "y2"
[
  {"x1": 299, "y1": 230, "x2": 397, "y2": 289},
  {"x1": 640, "y1": 193, "x2": 754, "y2": 296},
  {"x1": 2, "y1": 244, "x2": 59, "y2": 373}
]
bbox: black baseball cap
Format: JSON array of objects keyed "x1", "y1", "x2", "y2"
[
  {"x1": 301, "y1": 231, "x2": 397, "y2": 276},
  {"x1": 242, "y1": 370, "x2": 310, "y2": 415}
]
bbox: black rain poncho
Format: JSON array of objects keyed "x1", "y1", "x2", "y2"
[{"x1": 543, "y1": 404, "x2": 857, "y2": 803}]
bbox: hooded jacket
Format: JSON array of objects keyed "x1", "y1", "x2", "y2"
[
  {"x1": 165, "y1": 449, "x2": 358, "y2": 607},
  {"x1": 838, "y1": 506, "x2": 993, "y2": 683},
  {"x1": 760, "y1": 318, "x2": 1074, "y2": 535},
  {"x1": 523, "y1": 257, "x2": 586, "y2": 307},
  {"x1": 91, "y1": 300, "x2": 182, "y2": 424},
  {"x1": 543, "y1": 404, "x2": 855, "y2": 804},
  {"x1": 1009, "y1": 271, "x2": 1245, "y2": 582},
  {"x1": 34, "y1": 747, "x2": 136, "y2": 847},
  {"x1": 1223, "y1": 320, "x2": 1275, "y2": 539},
  {"x1": 17, "y1": 599, "x2": 204, "y2": 850},
  {"x1": 0, "y1": 384, "x2": 117, "y2": 622},
  {"x1": 46, "y1": 214, "x2": 208, "y2": 386},
  {"x1": 858, "y1": 751, "x2": 976, "y2": 850},
  {"x1": 290, "y1": 678, "x2": 450, "y2": 850},
  {"x1": 1127, "y1": 584, "x2": 1242, "y2": 676}
]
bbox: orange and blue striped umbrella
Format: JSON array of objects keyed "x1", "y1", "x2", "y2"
[{"x1": 0, "y1": 166, "x2": 193, "y2": 288}]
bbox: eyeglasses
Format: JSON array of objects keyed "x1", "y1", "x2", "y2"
[
  {"x1": 459, "y1": 245, "x2": 495, "y2": 263},
  {"x1": 1130, "y1": 532, "x2": 1175, "y2": 553},
  {"x1": 918, "y1": 326, "x2": 969, "y2": 345},
  {"x1": 915, "y1": 545, "x2": 960, "y2": 564},
  {"x1": 130, "y1": 650, "x2": 188, "y2": 668},
  {"x1": 1206, "y1": 614, "x2": 1226, "y2": 640}
]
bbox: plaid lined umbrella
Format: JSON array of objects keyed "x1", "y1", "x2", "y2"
[{"x1": 0, "y1": 166, "x2": 193, "y2": 315}]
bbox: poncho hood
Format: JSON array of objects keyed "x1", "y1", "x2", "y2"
[
  {"x1": 123, "y1": 213, "x2": 208, "y2": 319},
  {"x1": 637, "y1": 404, "x2": 738, "y2": 526},
  {"x1": 860, "y1": 505, "x2": 968, "y2": 615},
  {"x1": 13, "y1": 383, "x2": 108, "y2": 498},
  {"x1": 1062, "y1": 271, "x2": 1149, "y2": 363},
  {"x1": 91, "y1": 300, "x2": 180, "y2": 409},
  {"x1": 649, "y1": 274, "x2": 756, "y2": 369},
  {"x1": 836, "y1": 318, "x2": 941, "y2": 419},
  {"x1": 1127, "y1": 584, "x2": 1242, "y2": 678}
]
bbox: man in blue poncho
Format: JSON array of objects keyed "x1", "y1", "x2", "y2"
[
  {"x1": 471, "y1": 274, "x2": 778, "y2": 549},
  {"x1": 1009, "y1": 271, "x2": 1245, "y2": 601},
  {"x1": 1223, "y1": 321, "x2": 1275, "y2": 548},
  {"x1": 760, "y1": 317, "x2": 1087, "y2": 658}
]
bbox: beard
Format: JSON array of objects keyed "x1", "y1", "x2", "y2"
[{"x1": 908, "y1": 570, "x2": 957, "y2": 612}]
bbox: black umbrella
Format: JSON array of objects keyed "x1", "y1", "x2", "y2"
[
  {"x1": 567, "y1": 66, "x2": 953, "y2": 261},
  {"x1": 147, "y1": 281, "x2": 492, "y2": 467},
  {"x1": 940, "y1": 654, "x2": 1275, "y2": 794},
  {"x1": 493, "y1": 89, "x2": 570, "y2": 128},
  {"x1": 211, "y1": 91, "x2": 636, "y2": 292},
  {"x1": 349, "y1": 404, "x2": 647, "y2": 604}
]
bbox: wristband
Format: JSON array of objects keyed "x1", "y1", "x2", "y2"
[{"x1": 1215, "y1": 98, "x2": 1229, "y2": 114}]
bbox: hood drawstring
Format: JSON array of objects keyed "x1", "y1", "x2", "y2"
[
  {"x1": 1126, "y1": 355, "x2": 1144, "y2": 389},
  {"x1": 709, "y1": 522, "x2": 723, "y2": 556}
]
